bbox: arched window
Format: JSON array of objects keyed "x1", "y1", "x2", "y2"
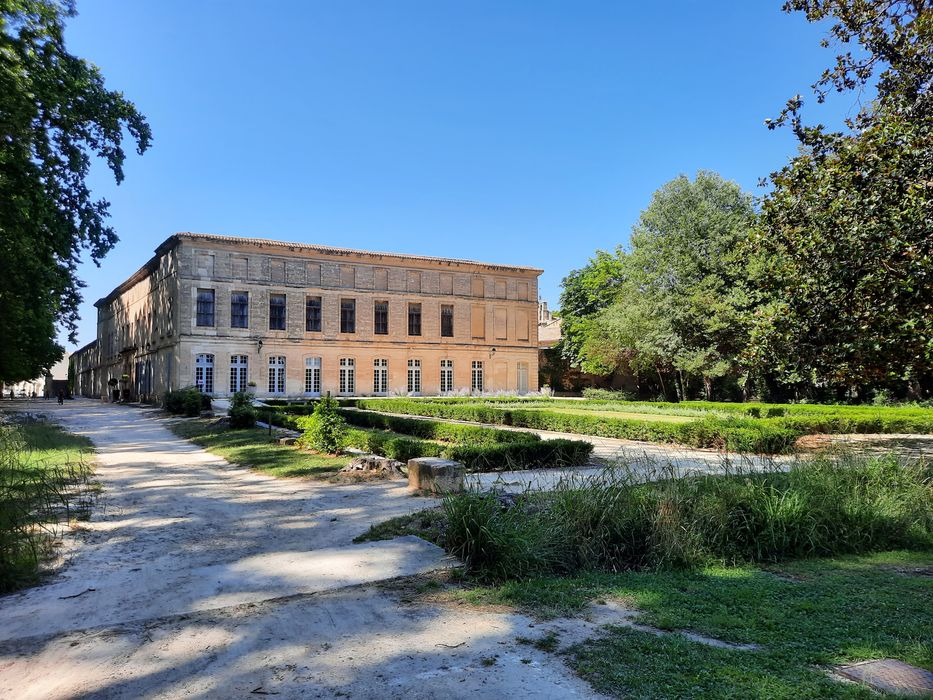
[
  {"x1": 440, "y1": 359, "x2": 453, "y2": 393},
  {"x1": 373, "y1": 358, "x2": 388, "y2": 394},
  {"x1": 471, "y1": 360, "x2": 484, "y2": 394},
  {"x1": 230, "y1": 355, "x2": 248, "y2": 393},
  {"x1": 305, "y1": 357, "x2": 322, "y2": 395},
  {"x1": 339, "y1": 358, "x2": 355, "y2": 394},
  {"x1": 268, "y1": 356, "x2": 286, "y2": 394},
  {"x1": 407, "y1": 359, "x2": 422, "y2": 394},
  {"x1": 195, "y1": 354, "x2": 214, "y2": 394}
]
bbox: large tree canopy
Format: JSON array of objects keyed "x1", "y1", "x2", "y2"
[
  {"x1": 751, "y1": 0, "x2": 933, "y2": 396},
  {"x1": 0, "y1": 0, "x2": 150, "y2": 383},
  {"x1": 564, "y1": 172, "x2": 757, "y2": 400}
]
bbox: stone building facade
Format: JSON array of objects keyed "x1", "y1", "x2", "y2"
[{"x1": 75, "y1": 233, "x2": 541, "y2": 401}]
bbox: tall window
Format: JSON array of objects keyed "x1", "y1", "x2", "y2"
[
  {"x1": 268, "y1": 356, "x2": 286, "y2": 393},
  {"x1": 305, "y1": 296, "x2": 322, "y2": 332},
  {"x1": 408, "y1": 303, "x2": 422, "y2": 336},
  {"x1": 230, "y1": 292, "x2": 249, "y2": 328},
  {"x1": 374, "y1": 301, "x2": 389, "y2": 335},
  {"x1": 517, "y1": 361, "x2": 529, "y2": 394},
  {"x1": 440, "y1": 359, "x2": 453, "y2": 393},
  {"x1": 304, "y1": 357, "x2": 321, "y2": 395},
  {"x1": 340, "y1": 299, "x2": 356, "y2": 333},
  {"x1": 407, "y1": 358, "x2": 422, "y2": 394},
  {"x1": 441, "y1": 304, "x2": 454, "y2": 337},
  {"x1": 196, "y1": 289, "x2": 215, "y2": 327},
  {"x1": 269, "y1": 294, "x2": 286, "y2": 330},
  {"x1": 195, "y1": 353, "x2": 214, "y2": 393},
  {"x1": 230, "y1": 355, "x2": 248, "y2": 392},
  {"x1": 373, "y1": 358, "x2": 388, "y2": 393},
  {"x1": 471, "y1": 360, "x2": 484, "y2": 393},
  {"x1": 339, "y1": 358, "x2": 355, "y2": 394}
]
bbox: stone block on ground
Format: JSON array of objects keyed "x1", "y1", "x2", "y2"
[
  {"x1": 408, "y1": 457, "x2": 465, "y2": 495},
  {"x1": 278, "y1": 437, "x2": 297, "y2": 446}
]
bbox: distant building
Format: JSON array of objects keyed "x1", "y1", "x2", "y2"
[
  {"x1": 71, "y1": 233, "x2": 542, "y2": 401},
  {"x1": 537, "y1": 300, "x2": 562, "y2": 349}
]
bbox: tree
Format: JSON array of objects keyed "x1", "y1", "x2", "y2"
[
  {"x1": 572, "y1": 172, "x2": 757, "y2": 400},
  {"x1": 753, "y1": 0, "x2": 933, "y2": 397},
  {"x1": 0, "y1": 0, "x2": 151, "y2": 383},
  {"x1": 558, "y1": 247, "x2": 627, "y2": 368}
]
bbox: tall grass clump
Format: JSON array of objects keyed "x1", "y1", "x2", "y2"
[
  {"x1": 0, "y1": 420, "x2": 97, "y2": 593},
  {"x1": 442, "y1": 454, "x2": 932, "y2": 581}
]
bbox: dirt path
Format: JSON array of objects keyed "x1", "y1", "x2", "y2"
[{"x1": 0, "y1": 401, "x2": 604, "y2": 699}]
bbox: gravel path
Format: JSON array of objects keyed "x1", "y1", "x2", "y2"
[{"x1": 0, "y1": 400, "x2": 601, "y2": 699}]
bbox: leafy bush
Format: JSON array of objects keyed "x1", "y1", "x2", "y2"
[
  {"x1": 351, "y1": 399, "x2": 800, "y2": 453},
  {"x1": 163, "y1": 387, "x2": 209, "y2": 417},
  {"x1": 295, "y1": 395, "x2": 348, "y2": 454},
  {"x1": 227, "y1": 391, "x2": 257, "y2": 429},
  {"x1": 446, "y1": 439, "x2": 594, "y2": 471},
  {"x1": 340, "y1": 409, "x2": 539, "y2": 445},
  {"x1": 341, "y1": 426, "x2": 591, "y2": 471},
  {"x1": 442, "y1": 454, "x2": 933, "y2": 581}
]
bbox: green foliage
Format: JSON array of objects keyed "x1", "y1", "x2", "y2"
[
  {"x1": 342, "y1": 423, "x2": 592, "y2": 472},
  {"x1": 561, "y1": 172, "x2": 757, "y2": 400},
  {"x1": 442, "y1": 454, "x2": 933, "y2": 582},
  {"x1": 295, "y1": 395, "x2": 348, "y2": 454},
  {"x1": 340, "y1": 409, "x2": 539, "y2": 444},
  {"x1": 170, "y1": 420, "x2": 348, "y2": 478},
  {"x1": 227, "y1": 391, "x2": 257, "y2": 429},
  {"x1": 0, "y1": 419, "x2": 96, "y2": 592},
  {"x1": 0, "y1": 1, "x2": 150, "y2": 383},
  {"x1": 749, "y1": 0, "x2": 933, "y2": 397},
  {"x1": 163, "y1": 388, "x2": 209, "y2": 417},
  {"x1": 352, "y1": 398, "x2": 801, "y2": 454}
]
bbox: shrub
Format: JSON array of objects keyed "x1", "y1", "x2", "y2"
[
  {"x1": 441, "y1": 454, "x2": 933, "y2": 581},
  {"x1": 351, "y1": 399, "x2": 801, "y2": 454},
  {"x1": 295, "y1": 395, "x2": 348, "y2": 454},
  {"x1": 163, "y1": 387, "x2": 206, "y2": 417},
  {"x1": 446, "y1": 439, "x2": 594, "y2": 471},
  {"x1": 340, "y1": 409, "x2": 539, "y2": 445},
  {"x1": 227, "y1": 391, "x2": 257, "y2": 429}
]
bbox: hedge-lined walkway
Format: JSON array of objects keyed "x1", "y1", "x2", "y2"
[{"x1": 344, "y1": 407, "x2": 793, "y2": 491}]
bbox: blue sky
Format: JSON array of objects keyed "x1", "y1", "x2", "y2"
[{"x1": 64, "y1": 1, "x2": 859, "y2": 348}]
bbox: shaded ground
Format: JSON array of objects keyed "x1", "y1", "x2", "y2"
[{"x1": 0, "y1": 400, "x2": 600, "y2": 699}]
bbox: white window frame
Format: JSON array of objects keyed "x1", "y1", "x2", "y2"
[
  {"x1": 471, "y1": 360, "x2": 484, "y2": 393},
  {"x1": 268, "y1": 356, "x2": 286, "y2": 394},
  {"x1": 407, "y1": 358, "x2": 422, "y2": 394},
  {"x1": 195, "y1": 353, "x2": 214, "y2": 394},
  {"x1": 304, "y1": 357, "x2": 322, "y2": 395},
  {"x1": 230, "y1": 354, "x2": 249, "y2": 393},
  {"x1": 440, "y1": 359, "x2": 453, "y2": 393},
  {"x1": 373, "y1": 358, "x2": 388, "y2": 394},
  {"x1": 339, "y1": 357, "x2": 355, "y2": 394}
]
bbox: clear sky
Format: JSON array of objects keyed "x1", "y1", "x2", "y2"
[{"x1": 62, "y1": 0, "x2": 860, "y2": 349}]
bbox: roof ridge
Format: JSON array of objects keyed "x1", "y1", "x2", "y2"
[{"x1": 172, "y1": 232, "x2": 544, "y2": 273}]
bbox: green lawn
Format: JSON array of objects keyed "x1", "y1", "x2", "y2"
[
  {"x1": 453, "y1": 551, "x2": 932, "y2": 699},
  {"x1": 1, "y1": 417, "x2": 97, "y2": 592},
  {"x1": 170, "y1": 419, "x2": 349, "y2": 478},
  {"x1": 17, "y1": 420, "x2": 94, "y2": 469}
]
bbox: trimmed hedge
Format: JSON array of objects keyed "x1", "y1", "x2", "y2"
[
  {"x1": 342, "y1": 427, "x2": 593, "y2": 471},
  {"x1": 447, "y1": 439, "x2": 594, "y2": 471},
  {"x1": 340, "y1": 409, "x2": 539, "y2": 445},
  {"x1": 349, "y1": 399, "x2": 800, "y2": 454}
]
